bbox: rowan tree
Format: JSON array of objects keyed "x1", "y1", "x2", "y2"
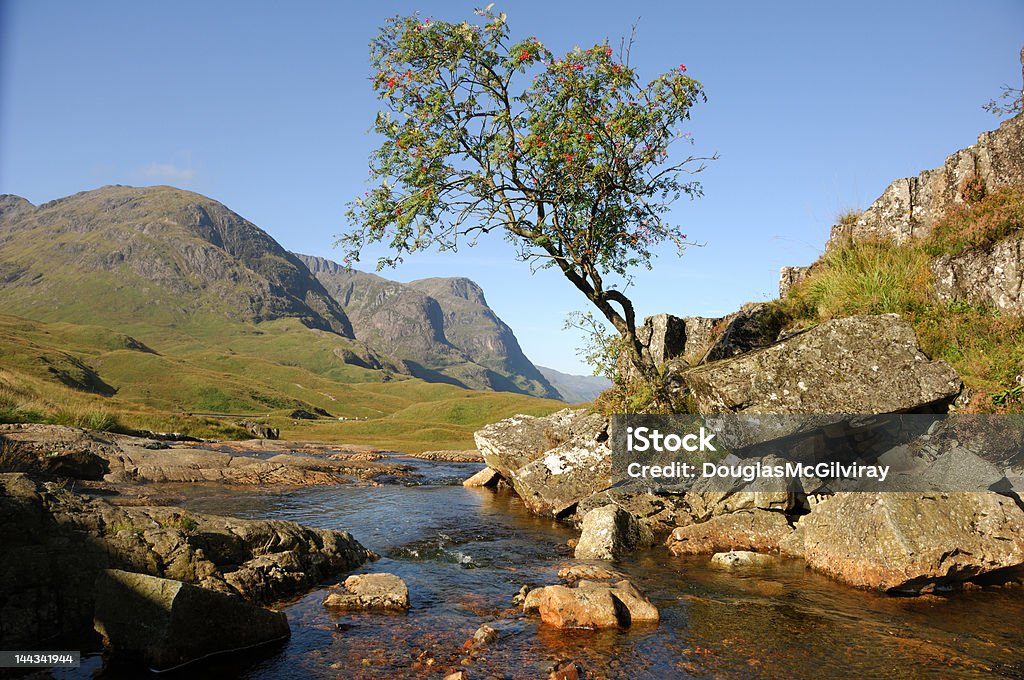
[{"x1": 340, "y1": 7, "x2": 712, "y2": 385}]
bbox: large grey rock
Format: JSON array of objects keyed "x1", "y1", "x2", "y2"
[
  {"x1": 239, "y1": 420, "x2": 279, "y2": 440},
  {"x1": 681, "y1": 316, "x2": 722, "y2": 360},
  {"x1": 684, "y1": 487, "x2": 798, "y2": 521},
  {"x1": 827, "y1": 112, "x2": 1024, "y2": 248},
  {"x1": 932, "y1": 232, "x2": 1024, "y2": 314},
  {"x1": 666, "y1": 509, "x2": 793, "y2": 555},
  {"x1": 574, "y1": 490, "x2": 690, "y2": 537},
  {"x1": 616, "y1": 314, "x2": 688, "y2": 383},
  {"x1": 474, "y1": 409, "x2": 606, "y2": 480},
  {"x1": 574, "y1": 505, "x2": 654, "y2": 560},
  {"x1": 702, "y1": 303, "x2": 789, "y2": 363},
  {"x1": 677, "y1": 314, "x2": 962, "y2": 415},
  {"x1": 474, "y1": 409, "x2": 611, "y2": 517},
  {"x1": 94, "y1": 569, "x2": 289, "y2": 671},
  {"x1": 641, "y1": 314, "x2": 688, "y2": 366},
  {"x1": 511, "y1": 440, "x2": 611, "y2": 517},
  {"x1": 919, "y1": 446, "x2": 1009, "y2": 492},
  {"x1": 784, "y1": 492, "x2": 1024, "y2": 592},
  {"x1": 618, "y1": 313, "x2": 734, "y2": 382}
]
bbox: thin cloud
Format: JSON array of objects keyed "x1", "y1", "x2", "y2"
[{"x1": 136, "y1": 162, "x2": 195, "y2": 184}]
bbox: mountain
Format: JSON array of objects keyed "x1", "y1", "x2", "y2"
[
  {"x1": 0, "y1": 185, "x2": 354, "y2": 336},
  {"x1": 536, "y1": 366, "x2": 611, "y2": 404},
  {"x1": 0, "y1": 186, "x2": 564, "y2": 448},
  {"x1": 298, "y1": 254, "x2": 561, "y2": 400}
]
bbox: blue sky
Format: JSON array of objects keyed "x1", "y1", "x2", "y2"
[{"x1": 1, "y1": 1, "x2": 1022, "y2": 374}]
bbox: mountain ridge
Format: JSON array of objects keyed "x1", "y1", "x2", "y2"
[
  {"x1": 536, "y1": 366, "x2": 611, "y2": 404},
  {"x1": 0, "y1": 185, "x2": 354, "y2": 337},
  {"x1": 0, "y1": 185, "x2": 563, "y2": 402},
  {"x1": 296, "y1": 253, "x2": 560, "y2": 400}
]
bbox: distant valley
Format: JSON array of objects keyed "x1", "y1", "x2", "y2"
[{"x1": 0, "y1": 185, "x2": 599, "y2": 448}]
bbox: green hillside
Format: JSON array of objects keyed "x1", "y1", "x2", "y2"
[
  {"x1": 0, "y1": 186, "x2": 564, "y2": 449},
  {"x1": 0, "y1": 313, "x2": 562, "y2": 450}
]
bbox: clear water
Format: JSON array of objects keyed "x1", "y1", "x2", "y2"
[{"x1": 76, "y1": 455, "x2": 1024, "y2": 678}]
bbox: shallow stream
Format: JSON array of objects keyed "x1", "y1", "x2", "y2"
[{"x1": 72, "y1": 455, "x2": 1024, "y2": 678}]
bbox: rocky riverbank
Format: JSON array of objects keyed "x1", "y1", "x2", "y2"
[
  {"x1": 471, "y1": 313, "x2": 1024, "y2": 595},
  {"x1": 0, "y1": 423, "x2": 413, "y2": 487},
  {"x1": 0, "y1": 426, "x2": 391, "y2": 672}
]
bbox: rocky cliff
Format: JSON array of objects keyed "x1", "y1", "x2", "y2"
[
  {"x1": 298, "y1": 254, "x2": 560, "y2": 399},
  {"x1": 826, "y1": 112, "x2": 1024, "y2": 248},
  {"x1": 0, "y1": 186, "x2": 354, "y2": 336}
]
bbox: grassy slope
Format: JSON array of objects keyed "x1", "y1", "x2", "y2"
[
  {"x1": 0, "y1": 314, "x2": 563, "y2": 451},
  {"x1": 773, "y1": 187, "x2": 1024, "y2": 411}
]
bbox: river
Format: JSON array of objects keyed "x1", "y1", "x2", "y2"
[{"x1": 69, "y1": 454, "x2": 1024, "y2": 679}]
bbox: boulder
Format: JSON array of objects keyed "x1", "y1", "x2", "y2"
[
  {"x1": 677, "y1": 314, "x2": 962, "y2": 415},
  {"x1": 521, "y1": 587, "x2": 547, "y2": 614},
  {"x1": 511, "y1": 440, "x2": 611, "y2": 517},
  {"x1": 574, "y1": 504, "x2": 654, "y2": 560},
  {"x1": 710, "y1": 550, "x2": 780, "y2": 568},
  {"x1": 683, "y1": 456, "x2": 801, "y2": 520},
  {"x1": 641, "y1": 314, "x2": 688, "y2": 366},
  {"x1": 93, "y1": 569, "x2": 289, "y2": 671},
  {"x1": 37, "y1": 450, "x2": 110, "y2": 480},
  {"x1": 681, "y1": 316, "x2": 722, "y2": 360},
  {"x1": 919, "y1": 446, "x2": 1009, "y2": 492},
  {"x1": 529, "y1": 578, "x2": 658, "y2": 629},
  {"x1": 574, "y1": 490, "x2": 689, "y2": 537},
  {"x1": 474, "y1": 409, "x2": 607, "y2": 480},
  {"x1": 702, "y1": 303, "x2": 789, "y2": 363},
  {"x1": 685, "y1": 488, "x2": 799, "y2": 522},
  {"x1": 239, "y1": 420, "x2": 280, "y2": 440},
  {"x1": 535, "y1": 584, "x2": 619, "y2": 629},
  {"x1": 784, "y1": 492, "x2": 1024, "y2": 593},
  {"x1": 472, "y1": 623, "x2": 499, "y2": 646},
  {"x1": 323, "y1": 572, "x2": 409, "y2": 610},
  {"x1": 667, "y1": 509, "x2": 792, "y2": 556},
  {"x1": 462, "y1": 466, "x2": 503, "y2": 488},
  {"x1": 475, "y1": 409, "x2": 611, "y2": 518},
  {"x1": 556, "y1": 564, "x2": 626, "y2": 583},
  {"x1": 932, "y1": 232, "x2": 1024, "y2": 315},
  {"x1": 616, "y1": 314, "x2": 688, "y2": 383},
  {"x1": 578, "y1": 579, "x2": 659, "y2": 624}
]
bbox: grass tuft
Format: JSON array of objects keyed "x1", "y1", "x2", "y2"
[
  {"x1": 924, "y1": 187, "x2": 1024, "y2": 257},
  {"x1": 774, "y1": 187, "x2": 1024, "y2": 411}
]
